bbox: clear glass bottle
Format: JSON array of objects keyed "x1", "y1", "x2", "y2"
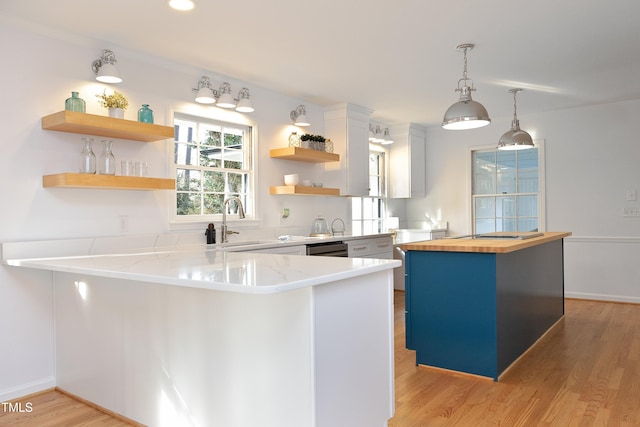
[
  {"x1": 325, "y1": 139, "x2": 334, "y2": 153},
  {"x1": 288, "y1": 132, "x2": 301, "y2": 147},
  {"x1": 79, "y1": 137, "x2": 96, "y2": 174},
  {"x1": 65, "y1": 91, "x2": 86, "y2": 113},
  {"x1": 98, "y1": 139, "x2": 116, "y2": 175},
  {"x1": 138, "y1": 104, "x2": 154, "y2": 123}
]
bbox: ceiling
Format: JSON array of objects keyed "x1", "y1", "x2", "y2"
[{"x1": 2, "y1": 0, "x2": 640, "y2": 127}]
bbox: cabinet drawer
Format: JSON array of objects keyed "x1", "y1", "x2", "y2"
[{"x1": 348, "y1": 237, "x2": 393, "y2": 258}]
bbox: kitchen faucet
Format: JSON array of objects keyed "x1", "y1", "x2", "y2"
[{"x1": 221, "y1": 196, "x2": 246, "y2": 243}]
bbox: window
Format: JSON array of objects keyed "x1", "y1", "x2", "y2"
[
  {"x1": 173, "y1": 114, "x2": 253, "y2": 220},
  {"x1": 472, "y1": 144, "x2": 544, "y2": 233},
  {"x1": 352, "y1": 147, "x2": 386, "y2": 234}
]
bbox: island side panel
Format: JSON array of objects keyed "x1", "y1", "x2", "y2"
[
  {"x1": 53, "y1": 272, "x2": 315, "y2": 427},
  {"x1": 405, "y1": 251, "x2": 498, "y2": 379},
  {"x1": 313, "y1": 270, "x2": 395, "y2": 427},
  {"x1": 495, "y1": 239, "x2": 565, "y2": 376}
]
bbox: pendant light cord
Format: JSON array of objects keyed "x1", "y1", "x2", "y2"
[{"x1": 461, "y1": 46, "x2": 469, "y2": 86}]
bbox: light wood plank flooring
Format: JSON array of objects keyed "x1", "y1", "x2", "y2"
[
  {"x1": 390, "y1": 292, "x2": 640, "y2": 426},
  {"x1": 2, "y1": 292, "x2": 640, "y2": 426}
]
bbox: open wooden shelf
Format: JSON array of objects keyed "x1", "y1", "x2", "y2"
[
  {"x1": 43, "y1": 173, "x2": 175, "y2": 190},
  {"x1": 270, "y1": 185, "x2": 340, "y2": 196},
  {"x1": 42, "y1": 111, "x2": 174, "y2": 142},
  {"x1": 269, "y1": 147, "x2": 340, "y2": 163}
]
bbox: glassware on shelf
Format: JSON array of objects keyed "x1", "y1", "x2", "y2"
[
  {"x1": 79, "y1": 137, "x2": 96, "y2": 174},
  {"x1": 98, "y1": 139, "x2": 116, "y2": 175},
  {"x1": 65, "y1": 91, "x2": 86, "y2": 113},
  {"x1": 325, "y1": 139, "x2": 334, "y2": 153},
  {"x1": 121, "y1": 160, "x2": 133, "y2": 176},
  {"x1": 288, "y1": 131, "x2": 301, "y2": 147},
  {"x1": 138, "y1": 104, "x2": 154, "y2": 123}
]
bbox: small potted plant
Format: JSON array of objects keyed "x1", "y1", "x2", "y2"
[
  {"x1": 301, "y1": 134, "x2": 326, "y2": 150},
  {"x1": 96, "y1": 90, "x2": 129, "y2": 119}
]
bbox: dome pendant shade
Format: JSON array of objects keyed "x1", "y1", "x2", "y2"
[
  {"x1": 497, "y1": 88, "x2": 534, "y2": 150},
  {"x1": 442, "y1": 86, "x2": 491, "y2": 130},
  {"x1": 498, "y1": 120, "x2": 534, "y2": 150},
  {"x1": 442, "y1": 43, "x2": 490, "y2": 130}
]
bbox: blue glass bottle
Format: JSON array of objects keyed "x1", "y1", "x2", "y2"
[
  {"x1": 138, "y1": 104, "x2": 154, "y2": 123},
  {"x1": 65, "y1": 91, "x2": 86, "y2": 113}
]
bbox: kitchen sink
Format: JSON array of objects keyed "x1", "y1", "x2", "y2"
[
  {"x1": 209, "y1": 240, "x2": 274, "y2": 250},
  {"x1": 214, "y1": 240, "x2": 265, "y2": 247}
]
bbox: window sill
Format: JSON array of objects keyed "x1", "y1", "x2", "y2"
[{"x1": 169, "y1": 218, "x2": 263, "y2": 232}]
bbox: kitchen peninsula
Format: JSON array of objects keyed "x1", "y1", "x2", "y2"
[
  {"x1": 401, "y1": 232, "x2": 571, "y2": 381},
  {"x1": 3, "y1": 241, "x2": 400, "y2": 427}
]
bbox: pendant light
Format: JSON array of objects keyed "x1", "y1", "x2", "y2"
[
  {"x1": 497, "y1": 88, "x2": 534, "y2": 150},
  {"x1": 442, "y1": 43, "x2": 490, "y2": 130}
]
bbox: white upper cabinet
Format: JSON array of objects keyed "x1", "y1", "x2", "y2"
[
  {"x1": 323, "y1": 103, "x2": 373, "y2": 196},
  {"x1": 389, "y1": 123, "x2": 426, "y2": 199}
]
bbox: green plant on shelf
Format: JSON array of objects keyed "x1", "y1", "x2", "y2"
[{"x1": 300, "y1": 134, "x2": 326, "y2": 142}]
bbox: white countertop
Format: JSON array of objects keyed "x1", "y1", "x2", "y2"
[{"x1": 4, "y1": 246, "x2": 400, "y2": 295}]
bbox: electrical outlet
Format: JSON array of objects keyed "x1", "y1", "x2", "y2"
[
  {"x1": 623, "y1": 207, "x2": 640, "y2": 217},
  {"x1": 626, "y1": 189, "x2": 637, "y2": 201}
]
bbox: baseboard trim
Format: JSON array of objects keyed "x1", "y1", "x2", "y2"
[
  {"x1": 565, "y1": 236, "x2": 640, "y2": 244},
  {"x1": 565, "y1": 291, "x2": 640, "y2": 304},
  {"x1": 56, "y1": 387, "x2": 145, "y2": 427},
  {"x1": 0, "y1": 377, "x2": 55, "y2": 402}
]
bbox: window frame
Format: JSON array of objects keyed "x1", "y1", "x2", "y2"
[
  {"x1": 351, "y1": 144, "x2": 388, "y2": 234},
  {"x1": 468, "y1": 140, "x2": 546, "y2": 234},
  {"x1": 169, "y1": 110, "x2": 258, "y2": 229}
]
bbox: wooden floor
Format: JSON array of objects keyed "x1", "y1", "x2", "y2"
[
  {"x1": 3, "y1": 292, "x2": 640, "y2": 426},
  {"x1": 390, "y1": 292, "x2": 640, "y2": 427}
]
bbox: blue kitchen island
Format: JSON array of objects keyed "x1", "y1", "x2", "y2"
[{"x1": 401, "y1": 232, "x2": 571, "y2": 381}]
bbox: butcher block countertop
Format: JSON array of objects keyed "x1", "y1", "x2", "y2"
[{"x1": 400, "y1": 231, "x2": 572, "y2": 254}]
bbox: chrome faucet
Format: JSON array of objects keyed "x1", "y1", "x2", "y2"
[{"x1": 221, "y1": 196, "x2": 246, "y2": 243}]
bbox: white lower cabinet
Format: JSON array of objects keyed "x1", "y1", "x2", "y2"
[{"x1": 347, "y1": 236, "x2": 393, "y2": 259}]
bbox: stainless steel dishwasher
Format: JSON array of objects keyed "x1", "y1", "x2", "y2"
[{"x1": 305, "y1": 241, "x2": 348, "y2": 257}]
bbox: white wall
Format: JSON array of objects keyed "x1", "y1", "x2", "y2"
[
  {"x1": 406, "y1": 99, "x2": 640, "y2": 302},
  {"x1": 0, "y1": 21, "x2": 350, "y2": 400}
]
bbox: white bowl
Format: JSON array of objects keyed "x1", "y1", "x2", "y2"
[{"x1": 284, "y1": 174, "x2": 299, "y2": 186}]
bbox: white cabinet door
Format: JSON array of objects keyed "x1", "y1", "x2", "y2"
[
  {"x1": 389, "y1": 123, "x2": 426, "y2": 199},
  {"x1": 324, "y1": 103, "x2": 373, "y2": 196}
]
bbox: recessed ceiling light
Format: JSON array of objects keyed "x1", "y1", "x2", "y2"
[{"x1": 169, "y1": 0, "x2": 195, "y2": 11}]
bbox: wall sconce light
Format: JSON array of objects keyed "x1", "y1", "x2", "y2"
[
  {"x1": 369, "y1": 124, "x2": 393, "y2": 144},
  {"x1": 192, "y1": 76, "x2": 254, "y2": 112},
  {"x1": 369, "y1": 124, "x2": 385, "y2": 143},
  {"x1": 497, "y1": 88, "x2": 534, "y2": 150},
  {"x1": 442, "y1": 43, "x2": 490, "y2": 130},
  {"x1": 381, "y1": 128, "x2": 394, "y2": 145},
  {"x1": 290, "y1": 105, "x2": 310, "y2": 126},
  {"x1": 216, "y1": 83, "x2": 236, "y2": 108},
  {"x1": 193, "y1": 76, "x2": 216, "y2": 104},
  {"x1": 91, "y1": 49, "x2": 122, "y2": 84},
  {"x1": 235, "y1": 88, "x2": 254, "y2": 113}
]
